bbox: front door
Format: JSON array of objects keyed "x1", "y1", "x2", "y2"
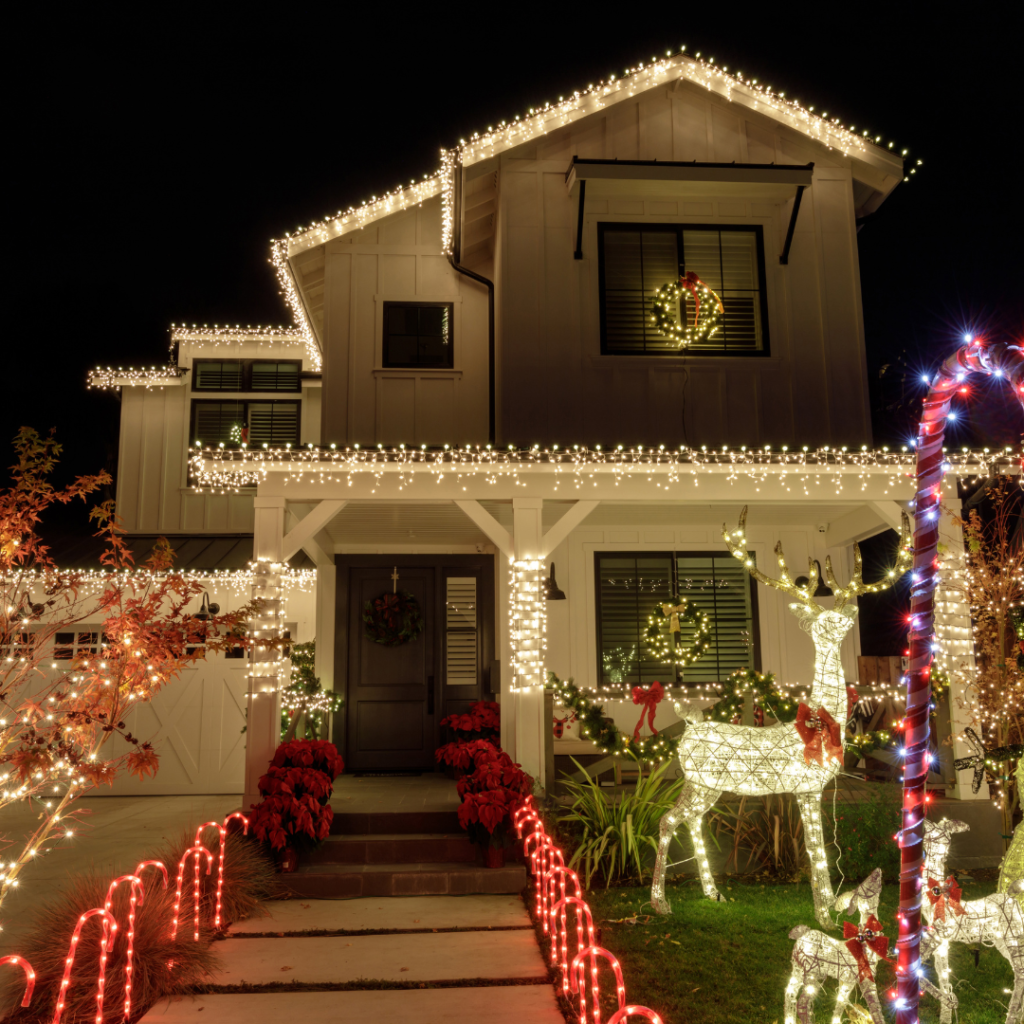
[{"x1": 346, "y1": 565, "x2": 438, "y2": 770}]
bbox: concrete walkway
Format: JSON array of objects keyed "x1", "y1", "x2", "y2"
[{"x1": 142, "y1": 894, "x2": 563, "y2": 1023}]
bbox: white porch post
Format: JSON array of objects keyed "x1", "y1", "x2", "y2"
[
  {"x1": 315, "y1": 562, "x2": 337, "y2": 738},
  {"x1": 512, "y1": 498, "x2": 546, "y2": 791},
  {"x1": 244, "y1": 496, "x2": 287, "y2": 811}
]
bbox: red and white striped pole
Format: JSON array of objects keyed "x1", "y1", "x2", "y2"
[{"x1": 896, "y1": 338, "x2": 1023, "y2": 1024}]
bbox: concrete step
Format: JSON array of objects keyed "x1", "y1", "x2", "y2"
[
  {"x1": 330, "y1": 810, "x2": 461, "y2": 835},
  {"x1": 281, "y1": 861, "x2": 527, "y2": 899},
  {"x1": 305, "y1": 832, "x2": 477, "y2": 865}
]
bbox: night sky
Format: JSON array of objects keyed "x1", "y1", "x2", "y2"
[{"x1": 6, "y1": 13, "x2": 1022, "y2": 541}]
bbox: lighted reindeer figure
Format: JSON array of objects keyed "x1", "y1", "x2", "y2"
[
  {"x1": 922, "y1": 818, "x2": 1024, "y2": 1024},
  {"x1": 650, "y1": 506, "x2": 912, "y2": 925},
  {"x1": 785, "y1": 868, "x2": 954, "y2": 1024}
]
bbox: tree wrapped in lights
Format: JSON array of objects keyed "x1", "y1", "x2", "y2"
[
  {"x1": 0, "y1": 428, "x2": 254, "y2": 908},
  {"x1": 650, "y1": 506, "x2": 912, "y2": 927},
  {"x1": 940, "y1": 479, "x2": 1023, "y2": 846},
  {"x1": 281, "y1": 640, "x2": 341, "y2": 741}
]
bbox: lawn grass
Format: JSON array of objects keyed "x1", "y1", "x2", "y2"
[{"x1": 572, "y1": 876, "x2": 1015, "y2": 1024}]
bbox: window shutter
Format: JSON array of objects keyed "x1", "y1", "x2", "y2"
[
  {"x1": 251, "y1": 362, "x2": 300, "y2": 391},
  {"x1": 247, "y1": 403, "x2": 299, "y2": 446},
  {"x1": 445, "y1": 577, "x2": 478, "y2": 686}
]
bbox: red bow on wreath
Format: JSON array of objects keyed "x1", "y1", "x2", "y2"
[
  {"x1": 843, "y1": 915, "x2": 893, "y2": 982},
  {"x1": 678, "y1": 271, "x2": 723, "y2": 325},
  {"x1": 375, "y1": 593, "x2": 402, "y2": 628},
  {"x1": 927, "y1": 876, "x2": 968, "y2": 921},
  {"x1": 846, "y1": 684, "x2": 859, "y2": 720},
  {"x1": 632, "y1": 681, "x2": 665, "y2": 740},
  {"x1": 795, "y1": 704, "x2": 843, "y2": 766}
]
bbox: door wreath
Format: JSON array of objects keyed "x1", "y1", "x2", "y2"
[{"x1": 363, "y1": 591, "x2": 424, "y2": 646}]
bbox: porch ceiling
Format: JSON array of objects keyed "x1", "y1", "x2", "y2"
[{"x1": 311, "y1": 499, "x2": 869, "y2": 549}]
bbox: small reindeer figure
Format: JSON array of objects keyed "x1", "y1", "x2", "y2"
[
  {"x1": 922, "y1": 818, "x2": 1024, "y2": 1024},
  {"x1": 785, "y1": 869, "x2": 953, "y2": 1024},
  {"x1": 651, "y1": 507, "x2": 911, "y2": 926}
]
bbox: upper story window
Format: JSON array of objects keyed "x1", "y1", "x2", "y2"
[
  {"x1": 383, "y1": 302, "x2": 453, "y2": 368},
  {"x1": 193, "y1": 359, "x2": 301, "y2": 392},
  {"x1": 598, "y1": 224, "x2": 769, "y2": 356},
  {"x1": 191, "y1": 399, "x2": 300, "y2": 447},
  {"x1": 595, "y1": 551, "x2": 759, "y2": 689}
]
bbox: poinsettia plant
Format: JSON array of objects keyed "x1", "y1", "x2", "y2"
[
  {"x1": 453, "y1": 740, "x2": 532, "y2": 848},
  {"x1": 439, "y1": 700, "x2": 500, "y2": 743},
  {"x1": 250, "y1": 739, "x2": 344, "y2": 852}
]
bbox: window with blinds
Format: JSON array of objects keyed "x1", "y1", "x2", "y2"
[
  {"x1": 595, "y1": 551, "x2": 758, "y2": 689},
  {"x1": 445, "y1": 576, "x2": 478, "y2": 686},
  {"x1": 598, "y1": 224, "x2": 769, "y2": 356},
  {"x1": 190, "y1": 400, "x2": 300, "y2": 447},
  {"x1": 193, "y1": 359, "x2": 301, "y2": 392}
]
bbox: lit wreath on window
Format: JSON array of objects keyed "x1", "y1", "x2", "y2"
[
  {"x1": 644, "y1": 595, "x2": 712, "y2": 669},
  {"x1": 650, "y1": 271, "x2": 724, "y2": 347},
  {"x1": 363, "y1": 591, "x2": 424, "y2": 647}
]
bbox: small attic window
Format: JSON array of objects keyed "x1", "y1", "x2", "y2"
[{"x1": 382, "y1": 302, "x2": 454, "y2": 368}]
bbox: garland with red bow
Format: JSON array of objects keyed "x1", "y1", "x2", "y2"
[
  {"x1": 926, "y1": 876, "x2": 968, "y2": 922},
  {"x1": 795, "y1": 704, "x2": 843, "y2": 767},
  {"x1": 843, "y1": 915, "x2": 894, "y2": 982},
  {"x1": 632, "y1": 681, "x2": 664, "y2": 739}
]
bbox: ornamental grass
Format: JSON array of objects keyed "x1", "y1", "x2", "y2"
[{"x1": 0, "y1": 828, "x2": 279, "y2": 1022}]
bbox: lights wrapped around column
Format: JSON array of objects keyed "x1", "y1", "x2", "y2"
[
  {"x1": 510, "y1": 560, "x2": 546, "y2": 692},
  {"x1": 249, "y1": 561, "x2": 288, "y2": 693}
]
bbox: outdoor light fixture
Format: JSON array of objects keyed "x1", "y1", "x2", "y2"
[
  {"x1": 794, "y1": 561, "x2": 833, "y2": 599},
  {"x1": 544, "y1": 564, "x2": 566, "y2": 601},
  {"x1": 194, "y1": 592, "x2": 220, "y2": 621}
]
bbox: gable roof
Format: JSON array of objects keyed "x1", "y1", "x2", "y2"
[{"x1": 271, "y1": 49, "x2": 913, "y2": 368}]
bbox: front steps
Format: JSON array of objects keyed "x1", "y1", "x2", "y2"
[{"x1": 282, "y1": 810, "x2": 527, "y2": 898}]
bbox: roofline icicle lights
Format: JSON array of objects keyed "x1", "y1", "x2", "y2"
[{"x1": 896, "y1": 339, "x2": 1024, "y2": 1024}]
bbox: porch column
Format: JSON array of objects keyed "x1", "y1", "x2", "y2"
[
  {"x1": 315, "y1": 562, "x2": 337, "y2": 737},
  {"x1": 938, "y1": 496, "x2": 988, "y2": 800},
  {"x1": 244, "y1": 496, "x2": 287, "y2": 811},
  {"x1": 511, "y1": 498, "x2": 546, "y2": 791}
]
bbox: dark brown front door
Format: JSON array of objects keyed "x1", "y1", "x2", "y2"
[{"x1": 345, "y1": 565, "x2": 438, "y2": 770}]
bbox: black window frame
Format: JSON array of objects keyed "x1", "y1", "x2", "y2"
[
  {"x1": 382, "y1": 301, "x2": 455, "y2": 369},
  {"x1": 191, "y1": 358, "x2": 302, "y2": 392},
  {"x1": 597, "y1": 222, "x2": 771, "y2": 357},
  {"x1": 189, "y1": 398, "x2": 301, "y2": 448},
  {"x1": 593, "y1": 550, "x2": 761, "y2": 690}
]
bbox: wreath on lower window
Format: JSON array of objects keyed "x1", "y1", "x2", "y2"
[{"x1": 363, "y1": 591, "x2": 424, "y2": 646}]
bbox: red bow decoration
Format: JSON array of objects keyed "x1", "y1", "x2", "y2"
[
  {"x1": 678, "y1": 271, "x2": 724, "y2": 325},
  {"x1": 632, "y1": 682, "x2": 664, "y2": 739},
  {"x1": 795, "y1": 704, "x2": 843, "y2": 766},
  {"x1": 843, "y1": 916, "x2": 893, "y2": 982},
  {"x1": 927, "y1": 876, "x2": 968, "y2": 921}
]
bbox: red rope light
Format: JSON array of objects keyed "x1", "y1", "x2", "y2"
[
  {"x1": 896, "y1": 338, "x2": 1024, "y2": 1024},
  {"x1": 0, "y1": 955, "x2": 36, "y2": 1007}
]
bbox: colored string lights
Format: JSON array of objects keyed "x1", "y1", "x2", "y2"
[
  {"x1": 896, "y1": 339, "x2": 1024, "y2": 1024},
  {"x1": 194, "y1": 811, "x2": 250, "y2": 930},
  {"x1": 650, "y1": 508, "x2": 911, "y2": 928},
  {"x1": 0, "y1": 954, "x2": 36, "y2": 1007},
  {"x1": 171, "y1": 845, "x2": 214, "y2": 945},
  {"x1": 513, "y1": 797, "x2": 663, "y2": 1024},
  {"x1": 53, "y1": 907, "x2": 117, "y2": 1024}
]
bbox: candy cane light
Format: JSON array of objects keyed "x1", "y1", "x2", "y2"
[
  {"x1": 606, "y1": 1009, "x2": 665, "y2": 1024},
  {"x1": 103, "y1": 874, "x2": 142, "y2": 1023},
  {"x1": 570, "y1": 945, "x2": 626, "y2": 1024},
  {"x1": 171, "y1": 845, "x2": 214, "y2": 945},
  {"x1": 897, "y1": 338, "x2": 1024, "y2": 1024},
  {"x1": 194, "y1": 812, "x2": 250, "y2": 931},
  {"x1": 0, "y1": 955, "x2": 35, "y2": 1007},
  {"x1": 550, "y1": 895, "x2": 595, "y2": 995},
  {"x1": 53, "y1": 907, "x2": 117, "y2": 1024}
]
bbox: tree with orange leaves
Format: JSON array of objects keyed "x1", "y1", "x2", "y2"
[{"x1": 0, "y1": 428, "x2": 257, "y2": 909}]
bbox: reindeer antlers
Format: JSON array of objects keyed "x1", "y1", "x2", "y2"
[
  {"x1": 723, "y1": 507, "x2": 913, "y2": 610},
  {"x1": 722, "y1": 507, "x2": 820, "y2": 606}
]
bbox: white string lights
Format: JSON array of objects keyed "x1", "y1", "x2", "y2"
[
  {"x1": 649, "y1": 507, "x2": 912, "y2": 928},
  {"x1": 87, "y1": 366, "x2": 186, "y2": 391},
  {"x1": 188, "y1": 443, "x2": 1020, "y2": 497},
  {"x1": 510, "y1": 559, "x2": 546, "y2": 693}
]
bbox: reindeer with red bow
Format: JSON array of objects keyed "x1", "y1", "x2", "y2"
[
  {"x1": 922, "y1": 818, "x2": 1024, "y2": 1024},
  {"x1": 784, "y1": 869, "x2": 954, "y2": 1024},
  {"x1": 650, "y1": 507, "x2": 912, "y2": 927}
]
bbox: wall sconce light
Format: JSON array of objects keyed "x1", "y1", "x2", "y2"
[
  {"x1": 544, "y1": 563, "x2": 566, "y2": 601},
  {"x1": 794, "y1": 561, "x2": 833, "y2": 598}
]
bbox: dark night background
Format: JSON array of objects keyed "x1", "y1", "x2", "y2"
[{"x1": 6, "y1": 11, "x2": 1022, "y2": 557}]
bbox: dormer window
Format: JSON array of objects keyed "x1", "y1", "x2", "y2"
[
  {"x1": 598, "y1": 224, "x2": 769, "y2": 356},
  {"x1": 193, "y1": 359, "x2": 301, "y2": 392}
]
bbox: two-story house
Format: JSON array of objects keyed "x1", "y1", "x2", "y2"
[{"x1": 88, "y1": 52, "x2": 994, "y2": 814}]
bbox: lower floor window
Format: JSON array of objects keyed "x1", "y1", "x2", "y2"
[
  {"x1": 595, "y1": 551, "x2": 759, "y2": 689},
  {"x1": 190, "y1": 400, "x2": 300, "y2": 447}
]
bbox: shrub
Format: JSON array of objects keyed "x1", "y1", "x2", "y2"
[
  {"x1": 825, "y1": 784, "x2": 902, "y2": 882},
  {"x1": 709, "y1": 793, "x2": 806, "y2": 879},
  {"x1": 558, "y1": 756, "x2": 685, "y2": 888}
]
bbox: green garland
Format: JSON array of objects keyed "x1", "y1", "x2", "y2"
[
  {"x1": 644, "y1": 595, "x2": 713, "y2": 669},
  {"x1": 363, "y1": 590, "x2": 424, "y2": 646},
  {"x1": 703, "y1": 668, "x2": 797, "y2": 725}
]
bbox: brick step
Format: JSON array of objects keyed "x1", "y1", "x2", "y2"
[
  {"x1": 280, "y1": 861, "x2": 527, "y2": 899},
  {"x1": 330, "y1": 810, "x2": 461, "y2": 836},
  {"x1": 305, "y1": 833, "x2": 477, "y2": 866}
]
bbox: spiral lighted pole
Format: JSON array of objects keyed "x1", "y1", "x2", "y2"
[{"x1": 896, "y1": 338, "x2": 1024, "y2": 1024}]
